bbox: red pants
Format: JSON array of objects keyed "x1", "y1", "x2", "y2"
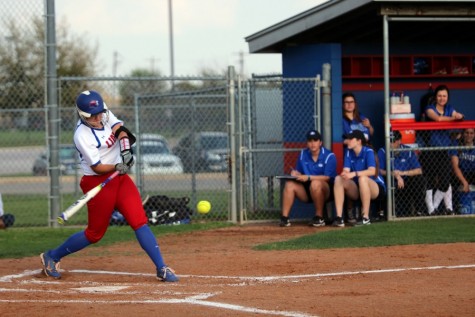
[{"x1": 80, "y1": 173, "x2": 147, "y2": 243}]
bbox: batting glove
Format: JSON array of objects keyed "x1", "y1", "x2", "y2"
[
  {"x1": 122, "y1": 150, "x2": 135, "y2": 168},
  {"x1": 119, "y1": 137, "x2": 135, "y2": 167},
  {"x1": 115, "y1": 163, "x2": 129, "y2": 175}
]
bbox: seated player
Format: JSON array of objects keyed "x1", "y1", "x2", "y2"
[
  {"x1": 280, "y1": 130, "x2": 337, "y2": 227},
  {"x1": 333, "y1": 130, "x2": 386, "y2": 227},
  {"x1": 450, "y1": 128, "x2": 475, "y2": 212},
  {"x1": 378, "y1": 131, "x2": 427, "y2": 217}
]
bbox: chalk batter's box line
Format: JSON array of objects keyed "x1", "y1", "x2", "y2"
[
  {"x1": 1, "y1": 264, "x2": 474, "y2": 283},
  {"x1": 1, "y1": 265, "x2": 475, "y2": 317}
]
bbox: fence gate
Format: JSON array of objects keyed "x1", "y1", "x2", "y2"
[
  {"x1": 134, "y1": 86, "x2": 232, "y2": 222},
  {"x1": 237, "y1": 77, "x2": 320, "y2": 223}
]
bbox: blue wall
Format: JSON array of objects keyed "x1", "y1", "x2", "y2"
[
  {"x1": 282, "y1": 44, "x2": 342, "y2": 144},
  {"x1": 280, "y1": 44, "x2": 343, "y2": 219},
  {"x1": 279, "y1": 43, "x2": 475, "y2": 220}
]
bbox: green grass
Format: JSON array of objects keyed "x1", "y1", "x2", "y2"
[
  {"x1": 0, "y1": 222, "x2": 233, "y2": 259},
  {"x1": 4, "y1": 189, "x2": 231, "y2": 227},
  {"x1": 0, "y1": 130, "x2": 74, "y2": 147},
  {"x1": 3, "y1": 218, "x2": 474, "y2": 260},
  {"x1": 255, "y1": 218, "x2": 475, "y2": 250}
]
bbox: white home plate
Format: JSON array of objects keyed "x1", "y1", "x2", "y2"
[{"x1": 72, "y1": 286, "x2": 129, "y2": 293}]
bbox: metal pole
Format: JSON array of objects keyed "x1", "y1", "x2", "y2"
[
  {"x1": 168, "y1": 0, "x2": 175, "y2": 91},
  {"x1": 245, "y1": 80, "x2": 254, "y2": 216},
  {"x1": 322, "y1": 63, "x2": 332, "y2": 149},
  {"x1": 383, "y1": 15, "x2": 393, "y2": 221},
  {"x1": 45, "y1": 0, "x2": 60, "y2": 227},
  {"x1": 314, "y1": 74, "x2": 320, "y2": 131},
  {"x1": 237, "y1": 75, "x2": 244, "y2": 223},
  {"x1": 134, "y1": 93, "x2": 143, "y2": 194},
  {"x1": 228, "y1": 66, "x2": 237, "y2": 223}
]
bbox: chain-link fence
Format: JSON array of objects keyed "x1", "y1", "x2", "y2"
[
  {"x1": 238, "y1": 77, "x2": 319, "y2": 221},
  {"x1": 383, "y1": 128, "x2": 475, "y2": 219},
  {"x1": 0, "y1": 0, "x2": 46, "y2": 227},
  {"x1": 3, "y1": 75, "x2": 475, "y2": 227},
  {"x1": 2, "y1": 1, "x2": 474, "y2": 228},
  {"x1": 54, "y1": 77, "x2": 232, "y2": 226}
]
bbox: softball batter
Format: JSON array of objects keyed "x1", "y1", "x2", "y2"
[{"x1": 40, "y1": 90, "x2": 178, "y2": 282}]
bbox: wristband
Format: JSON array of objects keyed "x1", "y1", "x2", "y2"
[{"x1": 119, "y1": 137, "x2": 131, "y2": 152}]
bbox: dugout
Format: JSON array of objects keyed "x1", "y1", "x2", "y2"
[{"x1": 245, "y1": 0, "x2": 475, "y2": 219}]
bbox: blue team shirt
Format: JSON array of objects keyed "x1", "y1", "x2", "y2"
[
  {"x1": 449, "y1": 147, "x2": 475, "y2": 174},
  {"x1": 344, "y1": 146, "x2": 386, "y2": 191},
  {"x1": 378, "y1": 146, "x2": 421, "y2": 178},
  {"x1": 425, "y1": 103, "x2": 456, "y2": 146},
  {"x1": 296, "y1": 147, "x2": 337, "y2": 183},
  {"x1": 342, "y1": 114, "x2": 371, "y2": 142}
]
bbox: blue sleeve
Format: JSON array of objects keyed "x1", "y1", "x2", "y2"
[
  {"x1": 445, "y1": 104, "x2": 455, "y2": 116},
  {"x1": 377, "y1": 148, "x2": 386, "y2": 170},
  {"x1": 366, "y1": 148, "x2": 376, "y2": 168},
  {"x1": 408, "y1": 152, "x2": 421, "y2": 169},
  {"x1": 425, "y1": 104, "x2": 435, "y2": 113},
  {"x1": 296, "y1": 150, "x2": 307, "y2": 174},
  {"x1": 449, "y1": 149, "x2": 458, "y2": 157},
  {"x1": 324, "y1": 153, "x2": 337, "y2": 181},
  {"x1": 343, "y1": 151, "x2": 351, "y2": 169}
]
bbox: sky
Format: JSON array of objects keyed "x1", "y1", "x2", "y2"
[{"x1": 55, "y1": 0, "x2": 328, "y2": 77}]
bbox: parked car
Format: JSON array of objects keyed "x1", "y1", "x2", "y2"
[
  {"x1": 139, "y1": 133, "x2": 171, "y2": 147},
  {"x1": 173, "y1": 131, "x2": 229, "y2": 173},
  {"x1": 32, "y1": 144, "x2": 79, "y2": 176},
  {"x1": 134, "y1": 138, "x2": 184, "y2": 175}
]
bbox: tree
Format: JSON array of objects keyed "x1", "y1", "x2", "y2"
[
  {"x1": 117, "y1": 68, "x2": 168, "y2": 106},
  {"x1": 0, "y1": 17, "x2": 98, "y2": 113},
  {"x1": 173, "y1": 67, "x2": 227, "y2": 92}
]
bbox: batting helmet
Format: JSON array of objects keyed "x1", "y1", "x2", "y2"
[{"x1": 76, "y1": 90, "x2": 107, "y2": 118}]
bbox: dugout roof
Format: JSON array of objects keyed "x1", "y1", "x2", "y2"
[{"x1": 245, "y1": 0, "x2": 475, "y2": 53}]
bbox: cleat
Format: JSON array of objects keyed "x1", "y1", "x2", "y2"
[
  {"x1": 332, "y1": 216, "x2": 345, "y2": 227},
  {"x1": 40, "y1": 252, "x2": 61, "y2": 279},
  {"x1": 279, "y1": 217, "x2": 291, "y2": 227},
  {"x1": 157, "y1": 266, "x2": 179, "y2": 282},
  {"x1": 357, "y1": 217, "x2": 371, "y2": 225},
  {"x1": 309, "y1": 216, "x2": 325, "y2": 227}
]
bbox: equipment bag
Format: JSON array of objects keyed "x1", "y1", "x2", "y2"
[
  {"x1": 143, "y1": 195, "x2": 192, "y2": 225},
  {"x1": 110, "y1": 195, "x2": 192, "y2": 226}
]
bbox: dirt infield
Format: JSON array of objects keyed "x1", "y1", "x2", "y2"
[{"x1": 1, "y1": 224, "x2": 474, "y2": 317}]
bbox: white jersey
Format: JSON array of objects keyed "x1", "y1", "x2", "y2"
[{"x1": 74, "y1": 111, "x2": 123, "y2": 176}]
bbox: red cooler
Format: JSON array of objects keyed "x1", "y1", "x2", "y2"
[{"x1": 390, "y1": 113, "x2": 416, "y2": 144}]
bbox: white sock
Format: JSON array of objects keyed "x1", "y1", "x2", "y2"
[
  {"x1": 433, "y1": 190, "x2": 444, "y2": 210},
  {"x1": 443, "y1": 185, "x2": 453, "y2": 211},
  {"x1": 425, "y1": 190, "x2": 434, "y2": 214}
]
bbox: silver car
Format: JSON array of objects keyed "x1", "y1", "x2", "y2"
[{"x1": 134, "y1": 137, "x2": 183, "y2": 175}]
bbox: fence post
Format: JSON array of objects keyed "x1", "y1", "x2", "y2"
[
  {"x1": 134, "y1": 93, "x2": 143, "y2": 195},
  {"x1": 322, "y1": 63, "x2": 332, "y2": 149},
  {"x1": 228, "y1": 66, "x2": 238, "y2": 223},
  {"x1": 45, "y1": 0, "x2": 61, "y2": 227}
]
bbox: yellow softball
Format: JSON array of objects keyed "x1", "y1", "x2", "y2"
[{"x1": 197, "y1": 200, "x2": 211, "y2": 214}]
